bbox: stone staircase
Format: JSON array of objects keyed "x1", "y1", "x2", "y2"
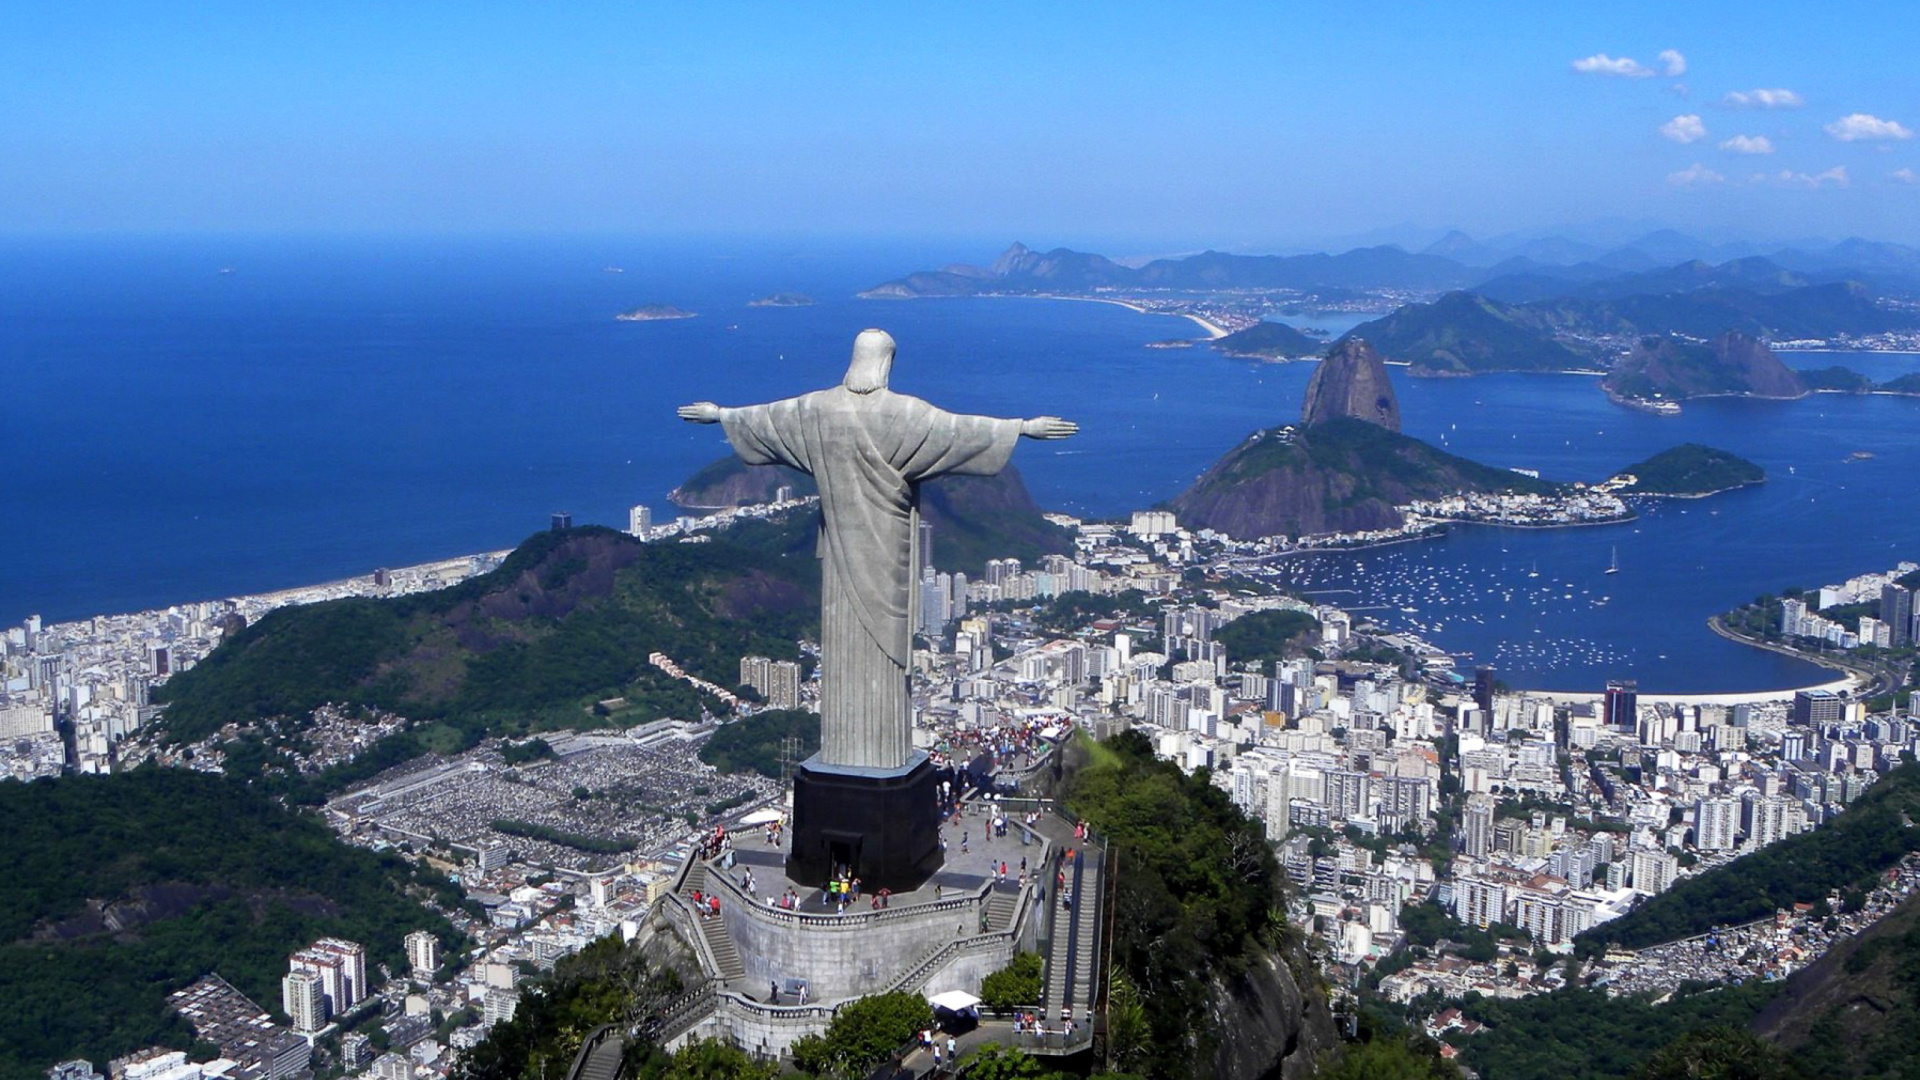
[
  {"x1": 1041, "y1": 845, "x2": 1103, "y2": 1017},
  {"x1": 984, "y1": 885, "x2": 1020, "y2": 932},
  {"x1": 680, "y1": 864, "x2": 746, "y2": 981},
  {"x1": 563, "y1": 1025, "x2": 626, "y2": 1080},
  {"x1": 573, "y1": 1036, "x2": 624, "y2": 1080}
]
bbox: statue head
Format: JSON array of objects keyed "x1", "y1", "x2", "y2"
[{"x1": 844, "y1": 329, "x2": 895, "y2": 394}]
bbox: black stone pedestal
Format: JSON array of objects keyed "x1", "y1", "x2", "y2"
[{"x1": 787, "y1": 752, "x2": 943, "y2": 893}]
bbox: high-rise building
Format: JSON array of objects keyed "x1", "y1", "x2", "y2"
[
  {"x1": 1694, "y1": 796, "x2": 1739, "y2": 851},
  {"x1": 404, "y1": 931, "x2": 440, "y2": 976},
  {"x1": 551, "y1": 512, "x2": 572, "y2": 532},
  {"x1": 281, "y1": 970, "x2": 327, "y2": 1032},
  {"x1": 1473, "y1": 667, "x2": 1496, "y2": 716},
  {"x1": 1629, "y1": 848, "x2": 1678, "y2": 894},
  {"x1": 1462, "y1": 794, "x2": 1494, "y2": 858},
  {"x1": 916, "y1": 520, "x2": 934, "y2": 581},
  {"x1": 1453, "y1": 875, "x2": 1506, "y2": 928},
  {"x1": 739, "y1": 656, "x2": 803, "y2": 709},
  {"x1": 291, "y1": 939, "x2": 367, "y2": 1015},
  {"x1": 628, "y1": 505, "x2": 652, "y2": 535},
  {"x1": 1604, "y1": 680, "x2": 1639, "y2": 730},
  {"x1": 1792, "y1": 689, "x2": 1843, "y2": 727},
  {"x1": 1882, "y1": 584, "x2": 1914, "y2": 648}
]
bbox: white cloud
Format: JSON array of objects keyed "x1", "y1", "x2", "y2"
[
  {"x1": 1774, "y1": 166, "x2": 1850, "y2": 189},
  {"x1": 1719, "y1": 135, "x2": 1775, "y2": 155},
  {"x1": 1826, "y1": 113, "x2": 1914, "y2": 141},
  {"x1": 1723, "y1": 88, "x2": 1804, "y2": 108},
  {"x1": 1660, "y1": 115, "x2": 1708, "y2": 143},
  {"x1": 1893, "y1": 168, "x2": 1918, "y2": 185},
  {"x1": 1668, "y1": 163, "x2": 1725, "y2": 187},
  {"x1": 1572, "y1": 53, "x2": 1654, "y2": 77},
  {"x1": 1658, "y1": 49, "x2": 1687, "y2": 77}
]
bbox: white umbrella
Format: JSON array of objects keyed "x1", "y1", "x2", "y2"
[
  {"x1": 737, "y1": 808, "x2": 784, "y2": 826},
  {"x1": 927, "y1": 990, "x2": 982, "y2": 1012}
]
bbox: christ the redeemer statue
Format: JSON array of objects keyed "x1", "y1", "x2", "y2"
[{"x1": 680, "y1": 328, "x2": 1074, "y2": 886}]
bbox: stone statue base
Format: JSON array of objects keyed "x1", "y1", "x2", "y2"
[{"x1": 786, "y1": 751, "x2": 942, "y2": 892}]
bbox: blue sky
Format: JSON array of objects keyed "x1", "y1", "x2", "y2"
[{"x1": 3, "y1": 1, "x2": 1916, "y2": 248}]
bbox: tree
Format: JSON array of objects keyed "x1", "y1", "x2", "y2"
[
  {"x1": 1630, "y1": 1027, "x2": 1797, "y2": 1080},
  {"x1": 789, "y1": 992, "x2": 932, "y2": 1078},
  {"x1": 1314, "y1": 1037, "x2": 1461, "y2": 1079},
  {"x1": 954, "y1": 1044, "x2": 1064, "y2": 1080},
  {"x1": 1104, "y1": 967, "x2": 1151, "y2": 1073},
  {"x1": 979, "y1": 952, "x2": 1043, "y2": 1012},
  {"x1": 657, "y1": 1039, "x2": 778, "y2": 1080}
]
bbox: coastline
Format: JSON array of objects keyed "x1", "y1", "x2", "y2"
[
  {"x1": 1620, "y1": 480, "x2": 1764, "y2": 501},
  {"x1": 1027, "y1": 293, "x2": 1229, "y2": 339}
]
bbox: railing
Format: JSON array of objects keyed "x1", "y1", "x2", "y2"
[
  {"x1": 1009, "y1": 1024, "x2": 1095, "y2": 1054},
  {"x1": 658, "y1": 887, "x2": 727, "y2": 983},
  {"x1": 561, "y1": 1023, "x2": 622, "y2": 1080},
  {"x1": 697, "y1": 852, "x2": 991, "y2": 929},
  {"x1": 654, "y1": 984, "x2": 719, "y2": 1043}
]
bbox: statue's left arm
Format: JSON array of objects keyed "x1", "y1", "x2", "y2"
[{"x1": 896, "y1": 398, "x2": 1077, "y2": 482}]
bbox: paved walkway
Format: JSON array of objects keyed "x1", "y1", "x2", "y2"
[{"x1": 715, "y1": 797, "x2": 1057, "y2": 914}]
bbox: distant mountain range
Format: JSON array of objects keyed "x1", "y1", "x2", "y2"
[
  {"x1": 864, "y1": 241, "x2": 1920, "y2": 385},
  {"x1": 859, "y1": 241, "x2": 1479, "y2": 297},
  {"x1": 864, "y1": 235, "x2": 1920, "y2": 300}
]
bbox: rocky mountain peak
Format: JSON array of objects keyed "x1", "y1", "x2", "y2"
[{"x1": 1301, "y1": 336, "x2": 1401, "y2": 431}]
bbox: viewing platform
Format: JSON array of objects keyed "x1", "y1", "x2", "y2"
[{"x1": 646, "y1": 793, "x2": 1106, "y2": 1062}]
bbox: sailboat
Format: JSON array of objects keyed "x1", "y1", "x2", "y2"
[
  {"x1": 1605, "y1": 547, "x2": 1620, "y2": 575},
  {"x1": 1528, "y1": 561, "x2": 1539, "y2": 578}
]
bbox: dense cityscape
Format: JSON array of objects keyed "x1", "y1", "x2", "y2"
[{"x1": 8, "y1": 484, "x2": 1920, "y2": 1079}]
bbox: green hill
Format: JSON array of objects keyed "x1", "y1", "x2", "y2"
[
  {"x1": 1348, "y1": 291, "x2": 1597, "y2": 374},
  {"x1": 1880, "y1": 372, "x2": 1920, "y2": 396},
  {"x1": 668, "y1": 458, "x2": 1071, "y2": 575},
  {"x1": 1169, "y1": 416, "x2": 1559, "y2": 539},
  {"x1": 0, "y1": 770, "x2": 461, "y2": 1080},
  {"x1": 1213, "y1": 320, "x2": 1322, "y2": 359},
  {"x1": 153, "y1": 525, "x2": 818, "y2": 766},
  {"x1": 1796, "y1": 365, "x2": 1874, "y2": 393},
  {"x1": 1603, "y1": 332, "x2": 1808, "y2": 401},
  {"x1": 1610, "y1": 444, "x2": 1765, "y2": 496},
  {"x1": 1579, "y1": 762, "x2": 1920, "y2": 952}
]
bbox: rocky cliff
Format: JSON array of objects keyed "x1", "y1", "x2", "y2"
[
  {"x1": 1169, "y1": 417, "x2": 1557, "y2": 539},
  {"x1": 1603, "y1": 330, "x2": 1809, "y2": 400},
  {"x1": 1300, "y1": 337, "x2": 1400, "y2": 430},
  {"x1": 1209, "y1": 950, "x2": 1340, "y2": 1080}
]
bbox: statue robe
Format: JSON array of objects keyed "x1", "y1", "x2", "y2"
[{"x1": 721, "y1": 387, "x2": 1022, "y2": 769}]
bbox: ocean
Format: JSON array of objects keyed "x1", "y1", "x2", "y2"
[{"x1": 4, "y1": 235, "x2": 1917, "y2": 693}]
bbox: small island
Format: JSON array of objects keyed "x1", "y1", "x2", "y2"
[
  {"x1": 615, "y1": 304, "x2": 696, "y2": 322},
  {"x1": 748, "y1": 292, "x2": 815, "y2": 308},
  {"x1": 1606, "y1": 443, "x2": 1765, "y2": 497}
]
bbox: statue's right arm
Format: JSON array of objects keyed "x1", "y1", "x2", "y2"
[
  {"x1": 678, "y1": 402, "x2": 726, "y2": 424},
  {"x1": 1021, "y1": 416, "x2": 1078, "y2": 439}
]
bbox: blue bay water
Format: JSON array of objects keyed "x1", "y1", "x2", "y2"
[{"x1": 3, "y1": 236, "x2": 1917, "y2": 693}]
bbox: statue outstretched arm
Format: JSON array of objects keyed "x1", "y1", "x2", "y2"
[
  {"x1": 678, "y1": 402, "x2": 727, "y2": 423},
  {"x1": 1021, "y1": 416, "x2": 1078, "y2": 440}
]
